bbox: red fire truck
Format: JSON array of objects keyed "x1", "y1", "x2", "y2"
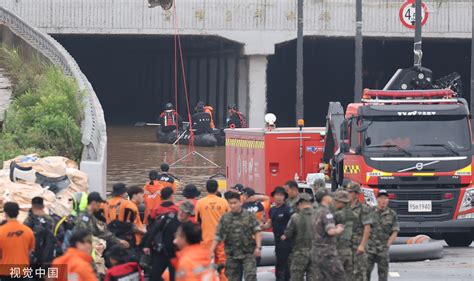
[{"x1": 226, "y1": 67, "x2": 474, "y2": 247}]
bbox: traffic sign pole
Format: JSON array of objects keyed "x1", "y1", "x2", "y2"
[{"x1": 414, "y1": 0, "x2": 422, "y2": 67}]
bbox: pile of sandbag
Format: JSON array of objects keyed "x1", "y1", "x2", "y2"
[{"x1": 0, "y1": 154, "x2": 88, "y2": 221}]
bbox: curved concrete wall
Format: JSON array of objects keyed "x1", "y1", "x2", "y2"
[{"x1": 0, "y1": 7, "x2": 107, "y2": 194}]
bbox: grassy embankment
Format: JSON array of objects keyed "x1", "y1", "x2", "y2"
[{"x1": 0, "y1": 46, "x2": 83, "y2": 162}]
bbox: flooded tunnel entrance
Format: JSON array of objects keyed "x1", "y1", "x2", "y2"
[
  {"x1": 267, "y1": 37, "x2": 472, "y2": 127},
  {"x1": 53, "y1": 35, "x2": 471, "y2": 187},
  {"x1": 55, "y1": 35, "x2": 242, "y2": 127},
  {"x1": 54, "y1": 35, "x2": 241, "y2": 188}
]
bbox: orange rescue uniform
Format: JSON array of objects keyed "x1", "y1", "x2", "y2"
[
  {"x1": 143, "y1": 181, "x2": 164, "y2": 224},
  {"x1": 204, "y1": 106, "x2": 215, "y2": 129},
  {"x1": 0, "y1": 220, "x2": 35, "y2": 276},
  {"x1": 51, "y1": 247, "x2": 98, "y2": 281},
  {"x1": 175, "y1": 244, "x2": 218, "y2": 281},
  {"x1": 195, "y1": 194, "x2": 229, "y2": 281}
]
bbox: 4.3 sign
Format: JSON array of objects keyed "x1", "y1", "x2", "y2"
[{"x1": 399, "y1": 0, "x2": 429, "y2": 29}]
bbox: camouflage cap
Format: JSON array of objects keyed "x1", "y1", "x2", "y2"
[
  {"x1": 344, "y1": 182, "x2": 361, "y2": 193},
  {"x1": 333, "y1": 190, "x2": 350, "y2": 203},
  {"x1": 296, "y1": 193, "x2": 313, "y2": 204},
  {"x1": 179, "y1": 200, "x2": 195, "y2": 216}
]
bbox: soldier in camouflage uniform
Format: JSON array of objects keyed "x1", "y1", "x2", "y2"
[
  {"x1": 285, "y1": 180, "x2": 300, "y2": 211},
  {"x1": 211, "y1": 191, "x2": 262, "y2": 281},
  {"x1": 333, "y1": 189, "x2": 355, "y2": 280},
  {"x1": 282, "y1": 193, "x2": 314, "y2": 281},
  {"x1": 311, "y1": 189, "x2": 346, "y2": 281},
  {"x1": 367, "y1": 190, "x2": 399, "y2": 281},
  {"x1": 345, "y1": 182, "x2": 373, "y2": 281},
  {"x1": 73, "y1": 192, "x2": 129, "y2": 249}
]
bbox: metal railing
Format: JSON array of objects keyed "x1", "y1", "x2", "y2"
[{"x1": 0, "y1": 7, "x2": 105, "y2": 161}]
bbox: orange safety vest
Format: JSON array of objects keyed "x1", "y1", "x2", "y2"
[
  {"x1": 143, "y1": 181, "x2": 165, "y2": 224},
  {"x1": 204, "y1": 106, "x2": 215, "y2": 129},
  {"x1": 161, "y1": 110, "x2": 178, "y2": 127},
  {"x1": 175, "y1": 244, "x2": 218, "y2": 281}
]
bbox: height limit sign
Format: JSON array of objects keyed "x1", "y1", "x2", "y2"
[{"x1": 399, "y1": 0, "x2": 429, "y2": 29}]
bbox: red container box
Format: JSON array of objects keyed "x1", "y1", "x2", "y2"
[{"x1": 225, "y1": 127, "x2": 326, "y2": 196}]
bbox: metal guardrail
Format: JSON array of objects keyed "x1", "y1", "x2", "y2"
[{"x1": 0, "y1": 7, "x2": 105, "y2": 161}]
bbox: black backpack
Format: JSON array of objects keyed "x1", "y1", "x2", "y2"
[
  {"x1": 26, "y1": 214, "x2": 57, "y2": 264},
  {"x1": 150, "y1": 212, "x2": 179, "y2": 255}
]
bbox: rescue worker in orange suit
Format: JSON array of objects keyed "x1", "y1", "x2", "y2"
[
  {"x1": 195, "y1": 179, "x2": 229, "y2": 281},
  {"x1": 120, "y1": 186, "x2": 146, "y2": 257},
  {"x1": 159, "y1": 103, "x2": 183, "y2": 133},
  {"x1": 174, "y1": 222, "x2": 218, "y2": 281},
  {"x1": 157, "y1": 163, "x2": 177, "y2": 193},
  {"x1": 0, "y1": 202, "x2": 35, "y2": 279},
  {"x1": 105, "y1": 183, "x2": 139, "y2": 261},
  {"x1": 143, "y1": 170, "x2": 164, "y2": 224},
  {"x1": 196, "y1": 101, "x2": 215, "y2": 129},
  {"x1": 226, "y1": 104, "x2": 247, "y2": 128},
  {"x1": 51, "y1": 229, "x2": 98, "y2": 281},
  {"x1": 104, "y1": 244, "x2": 145, "y2": 281},
  {"x1": 192, "y1": 104, "x2": 213, "y2": 135}
]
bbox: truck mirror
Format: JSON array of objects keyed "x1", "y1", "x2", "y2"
[{"x1": 340, "y1": 120, "x2": 349, "y2": 141}]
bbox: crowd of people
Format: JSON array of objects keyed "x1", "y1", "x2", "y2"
[{"x1": 0, "y1": 163, "x2": 399, "y2": 281}]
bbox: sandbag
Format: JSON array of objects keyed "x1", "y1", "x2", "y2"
[
  {"x1": 93, "y1": 237, "x2": 107, "y2": 275},
  {"x1": 1, "y1": 154, "x2": 89, "y2": 220},
  {"x1": 0, "y1": 177, "x2": 57, "y2": 221}
]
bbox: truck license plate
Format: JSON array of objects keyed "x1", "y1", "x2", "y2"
[{"x1": 408, "y1": 201, "x2": 432, "y2": 212}]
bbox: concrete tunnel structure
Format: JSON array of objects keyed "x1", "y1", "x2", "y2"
[
  {"x1": 56, "y1": 35, "x2": 472, "y2": 128},
  {"x1": 3, "y1": 0, "x2": 474, "y2": 128}
]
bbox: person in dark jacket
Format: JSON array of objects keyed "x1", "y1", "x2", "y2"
[
  {"x1": 261, "y1": 187, "x2": 292, "y2": 281},
  {"x1": 226, "y1": 104, "x2": 247, "y2": 128},
  {"x1": 192, "y1": 104, "x2": 213, "y2": 135},
  {"x1": 105, "y1": 244, "x2": 145, "y2": 281},
  {"x1": 142, "y1": 187, "x2": 180, "y2": 281},
  {"x1": 23, "y1": 196, "x2": 56, "y2": 266}
]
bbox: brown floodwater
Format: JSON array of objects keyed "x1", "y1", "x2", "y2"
[{"x1": 106, "y1": 125, "x2": 226, "y2": 192}]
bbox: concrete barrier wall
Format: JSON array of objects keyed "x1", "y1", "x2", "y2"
[
  {"x1": 0, "y1": 8, "x2": 107, "y2": 195},
  {"x1": 0, "y1": 0, "x2": 471, "y2": 39}
]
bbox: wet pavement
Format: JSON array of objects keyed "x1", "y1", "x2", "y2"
[
  {"x1": 107, "y1": 125, "x2": 225, "y2": 192},
  {"x1": 257, "y1": 242, "x2": 474, "y2": 281}
]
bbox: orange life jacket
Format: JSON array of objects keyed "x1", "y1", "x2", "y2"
[
  {"x1": 143, "y1": 181, "x2": 165, "y2": 224},
  {"x1": 203, "y1": 106, "x2": 215, "y2": 129},
  {"x1": 161, "y1": 110, "x2": 178, "y2": 127}
]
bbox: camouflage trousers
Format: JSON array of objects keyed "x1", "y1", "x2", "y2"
[
  {"x1": 352, "y1": 250, "x2": 368, "y2": 281},
  {"x1": 225, "y1": 255, "x2": 256, "y2": 281},
  {"x1": 312, "y1": 252, "x2": 346, "y2": 281},
  {"x1": 337, "y1": 248, "x2": 354, "y2": 281},
  {"x1": 289, "y1": 248, "x2": 312, "y2": 281},
  {"x1": 367, "y1": 250, "x2": 389, "y2": 281}
]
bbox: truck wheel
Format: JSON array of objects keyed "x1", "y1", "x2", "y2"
[{"x1": 444, "y1": 233, "x2": 473, "y2": 247}]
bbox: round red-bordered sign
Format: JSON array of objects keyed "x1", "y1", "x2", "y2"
[{"x1": 399, "y1": 0, "x2": 429, "y2": 29}]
